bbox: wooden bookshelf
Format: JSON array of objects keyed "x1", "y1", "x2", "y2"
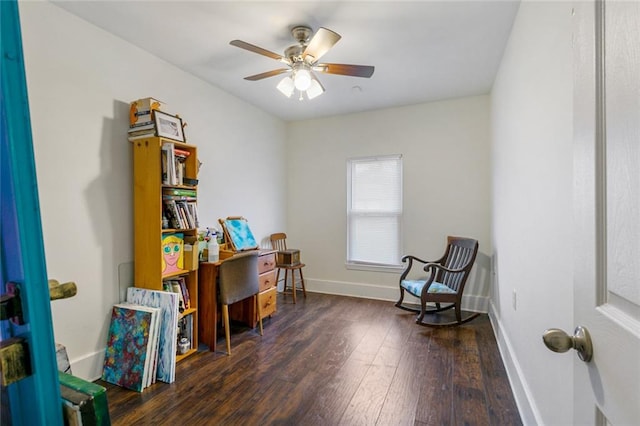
[{"x1": 132, "y1": 136, "x2": 199, "y2": 362}]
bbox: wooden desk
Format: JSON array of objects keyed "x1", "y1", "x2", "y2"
[
  {"x1": 198, "y1": 260, "x2": 221, "y2": 352},
  {"x1": 198, "y1": 250, "x2": 277, "y2": 351}
]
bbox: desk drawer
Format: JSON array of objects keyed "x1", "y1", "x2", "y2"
[
  {"x1": 258, "y1": 252, "x2": 276, "y2": 274},
  {"x1": 259, "y1": 270, "x2": 276, "y2": 292},
  {"x1": 259, "y1": 287, "x2": 277, "y2": 318}
]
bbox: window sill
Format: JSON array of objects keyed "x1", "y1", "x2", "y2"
[{"x1": 345, "y1": 263, "x2": 404, "y2": 273}]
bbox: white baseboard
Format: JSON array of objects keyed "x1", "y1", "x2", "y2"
[
  {"x1": 304, "y1": 278, "x2": 489, "y2": 313},
  {"x1": 488, "y1": 302, "x2": 541, "y2": 426},
  {"x1": 69, "y1": 349, "x2": 105, "y2": 382},
  {"x1": 304, "y1": 278, "x2": 399, "y2": 301}
]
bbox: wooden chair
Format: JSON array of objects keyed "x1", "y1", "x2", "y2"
[
  {"x1": 396, "y1": 236, "x2": 479, "y2": 327},
  {"x1": 270, "y1": 233, "x2": 306, "y2": 303},
  {"x1": 217, "y1": 251, "x2": 263, "y2": 355}
]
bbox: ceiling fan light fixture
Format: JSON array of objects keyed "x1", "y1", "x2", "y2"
[
  {"x1": 276, "y1": 76, "x2": 295, "y2": 98},
  {"x1": 293, "y1": 64, "x2": 312, "y2": 91},
  {"x1": 306, "y1": 77, "x2": 324, "y2": 100}
]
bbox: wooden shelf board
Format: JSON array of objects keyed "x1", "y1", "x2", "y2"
[{"x1": 175, "y1": 348, "x2": 198, "y2": 363}]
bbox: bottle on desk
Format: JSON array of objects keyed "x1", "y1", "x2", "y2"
[{"x1": 207, "y1": 235, "x2": 219, "y2": 263}]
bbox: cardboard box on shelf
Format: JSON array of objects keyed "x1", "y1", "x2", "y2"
[{"x1": 183, "y1": 237, "x2": 199, "y2": 271}]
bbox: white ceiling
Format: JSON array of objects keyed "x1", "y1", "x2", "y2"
[{"x1": 50, "y1": 0, "x2": 520, "y2": 122}]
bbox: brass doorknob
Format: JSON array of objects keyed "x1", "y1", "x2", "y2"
[{"x1": 542, "y1": 326, "x2": 593, "y2": 362}]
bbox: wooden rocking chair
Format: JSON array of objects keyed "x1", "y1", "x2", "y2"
[{"x1": 396, "y1": 236, "x2": 479, "y2": 327}]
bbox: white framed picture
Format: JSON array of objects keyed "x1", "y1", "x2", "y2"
[{"x1": 154, "y1": 110, "x2": 184, "y2": 142}]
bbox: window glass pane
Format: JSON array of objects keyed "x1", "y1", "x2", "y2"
[
  {"x1": 352, "y1": 159, "x2": 401, "y2": 211},
  {"x1": 348, "y1": 214, "x2": 400, "y2": 265},
  {"x1": 347, "y1": 155, "x2": 402, "y2": 267}
]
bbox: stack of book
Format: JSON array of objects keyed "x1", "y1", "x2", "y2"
[
  {"x1": 101, "y1": 303, "x2": 162, "y2": 392},
  {"x1": 163, "y1": 188, "x2": 198, "y2": 229},
  {"x1": 163, "y1": 278, "x2": 191, "y2": 313},
  {"x1": 128, "y1": 97, "x2": 162, "y2": 141},
  {"x1": 161, "y1": 143, "x2": 192, "y2": 185},
  {"x1": 127, "y1": 122, "x2": 156, "y2": 141}
]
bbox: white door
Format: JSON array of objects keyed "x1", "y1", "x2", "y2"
[{"x1": 572, "y1": 0, "x2": 640, "y2": 424}]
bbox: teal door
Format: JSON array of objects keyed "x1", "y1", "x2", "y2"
[{"x1": 1, "y1": 1, "x2": 63, "y2": 424}]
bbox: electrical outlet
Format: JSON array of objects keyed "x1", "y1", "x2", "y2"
[{"x1": 512, "y1": 290, "x2": 517, "y2": 310}]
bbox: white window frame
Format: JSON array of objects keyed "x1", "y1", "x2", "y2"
[{"x1": 346, "y1": 154, "x2": 403, "y2": 272}]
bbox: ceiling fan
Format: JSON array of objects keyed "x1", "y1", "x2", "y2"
[{"x1": 230, "y1": 25, "x2": 375, "y2": 100}]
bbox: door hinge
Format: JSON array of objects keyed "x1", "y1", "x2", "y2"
[
  {"x1": 0, "y1": 283, "x2": 24, "y2": 324},
  {"x1": 0, "y1": 283, "x2": 31, "y2": 386}
]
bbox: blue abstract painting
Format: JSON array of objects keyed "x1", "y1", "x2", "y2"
[
  {"x1": 102, "y1": 304, "x2": 154, "y2": 392},
  {"x1": 224, "y1": 218, "x2": 258, "y2": 251},
  {"x1": 127, "y1": 287, "x2": 179, "y2": 383}
]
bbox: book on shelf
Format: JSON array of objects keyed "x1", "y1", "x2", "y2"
[
  {"x1": 175, "y1": 204, "x2": 189, "y2": 229},
  {"x1": 130, "y1": 115, "x2": 152, "y2": 127},
  {"x1": 161, "y1": 149, "x2": 168, "y2": 184},
  {"x1": 128, "y1": 132, "x2": 156, "y2": 142},
  {"x1": 187, "y1": 201, "x2": 199, "y2": 228},
  {"x1": 176, "y1": 201, "x2": 194, "y2": 229},
  {"x1": 165, "y1": 280, "x2": 186, "y2": 312},
  {"x1": 128, "y1": 122, "x2": 155, "y2": 132},
  {"x1": 127, "y1": 122, "x2": 155, "y2": 141},
  {"x1": 101, "y1": 303, "x2": 161, "y2": 392},
  {"x1": 175, "y1": 159, "x2": 185, "y2": 185},
  {"x1": 159, "y1": 141, "x2": 191, "y2": 186},
  {"x1": 161, "y1": 142, "x2": 177, "y2": 185},
  {"x1": 174, "y1": 148, "x2": 191, "y2": 158},
  {"x1": 178, "y1": 277, "x2": 190, "y2": 309},
  {"x1": 162, "y1": 200, "x2": 197, "y2": 230},
  {"x1": 163, "y1": 200, "x2": 183, "y2": 229},
  {"x1": 162, "y1": 194, "x2": 197, "y2": 201},
  {"x1": 164, "y1": 188, "x2": 197, "y2": 197}
]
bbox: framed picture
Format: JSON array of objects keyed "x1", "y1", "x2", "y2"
[{"x1": 154, "y1": 110, "x2": 185, "y2": 142}]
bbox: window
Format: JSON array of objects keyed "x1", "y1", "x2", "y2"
[{"x1": 347, "y1": 155, "x2": 403, "y2": 270}]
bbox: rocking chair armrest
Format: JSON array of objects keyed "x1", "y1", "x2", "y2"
[
  {"x1": 400, "y1": 255, "x2": 437, "y2": 280},
  {"x1": 401, "y1": 255, "x2": 431, "y2": 264},
  {"x1": 423, "y1": 262, "x2": 468, "y2": 274}
]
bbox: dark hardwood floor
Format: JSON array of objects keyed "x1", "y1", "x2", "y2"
[{"x1": 97, "y1": 292, "x2": 522, "y2": 425}]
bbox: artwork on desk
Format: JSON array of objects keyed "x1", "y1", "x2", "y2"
[
  {"x1": 126, "y1": 288, "x2": 179, "y2": 383},
  {"x1": 102, "y1": 303, "x2": 161, "y2": 392},
  {"x1": 222, "y1": 218, "x2": 258, "y2": 251},
  {"x1": 162, "y1": 233, "x2": 184, "y2": 275}
]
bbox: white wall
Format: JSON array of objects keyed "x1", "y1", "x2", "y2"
[
  {"x1": 490, "y1": 2, "x2": 574, "y2": 424},
  {"x1": 19, "y1": 2, "x2": 286, "y2": 380},
  {"x1": 287, "y1": 97, "x2": 492, "y2": 308}
]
